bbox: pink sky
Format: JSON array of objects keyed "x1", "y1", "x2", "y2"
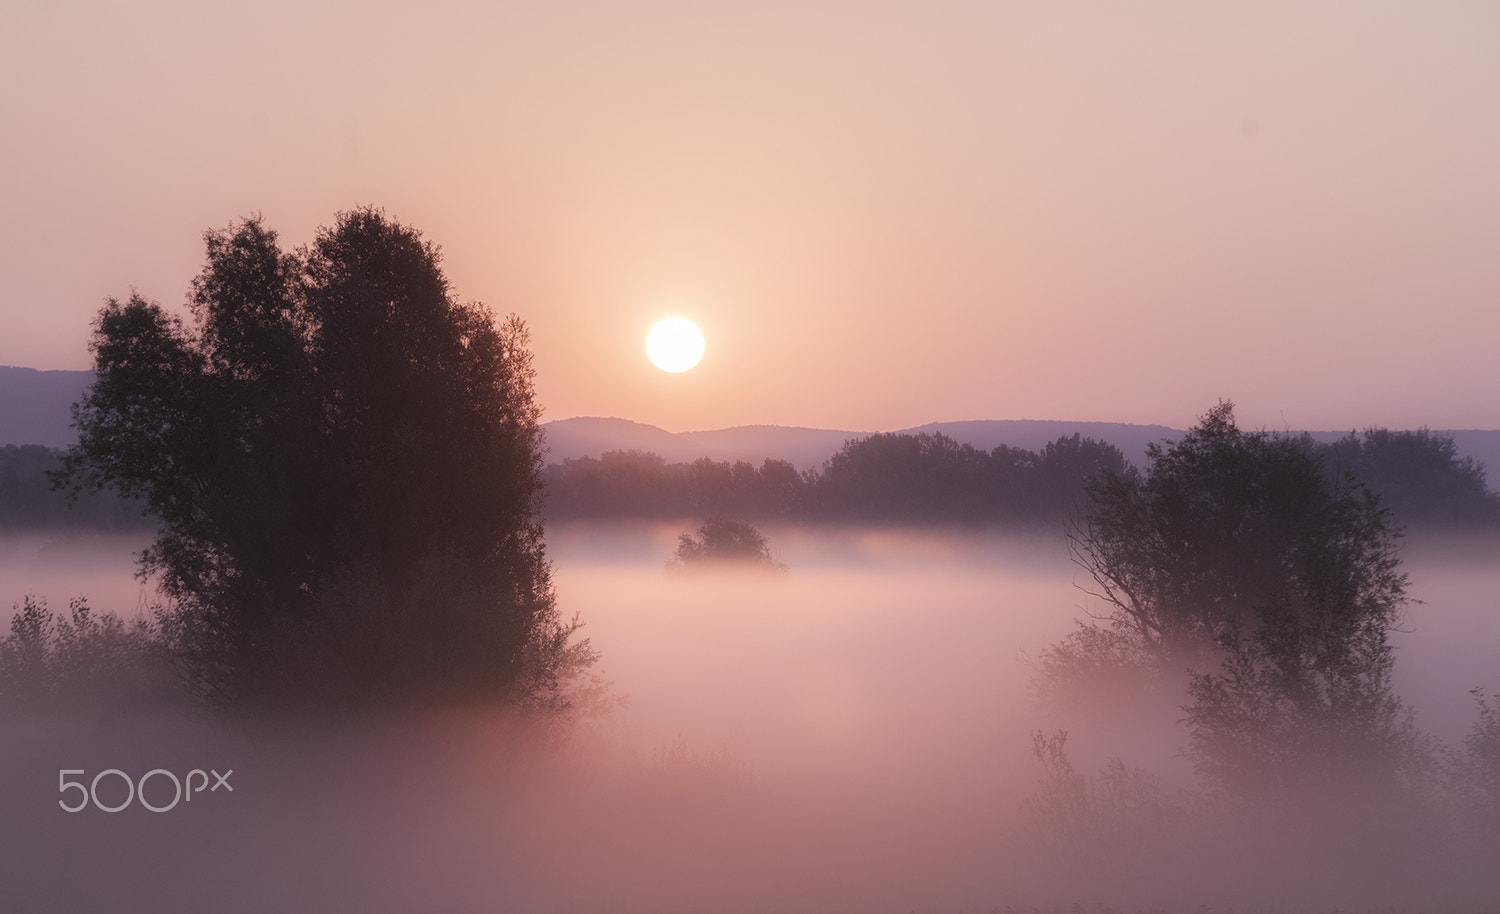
[{"x1": 2, "y1": 2, "x2": 1497, "y2": 433}]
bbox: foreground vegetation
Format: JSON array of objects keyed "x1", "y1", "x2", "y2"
[
  {"x1": 31, "y1": 208, "x2": 594, "y2": 716},
  {"x1": 1021, "y1": 403, "x2": 1499, "y2": 906}
]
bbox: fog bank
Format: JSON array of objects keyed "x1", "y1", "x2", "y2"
[{"x1": 1, "y1": 524, "x2": 1496, "y2": 911}]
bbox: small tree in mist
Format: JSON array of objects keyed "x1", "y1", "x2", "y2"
[
  {"x1": 56, "y1": 208, "x2": 593, "y2": 713},
  {"x1": 1048, "y1": 402, "x2": 1420, "y2": 797},
  {"x1": 668, "y1": 518, "x2": 785, "y2": 572}
]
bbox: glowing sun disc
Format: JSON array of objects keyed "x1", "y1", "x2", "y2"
[{"x1": 646, "y1": 318, "x2": 705, "y2": 372}]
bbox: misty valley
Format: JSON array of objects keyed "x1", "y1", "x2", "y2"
[
  {"x1": 6, "y1": 0, "x2": 1500, "y2": 907},
  {"x1": 2, "y1": 209, "x2": 1497, "y2": 913},
  {"x1": 1, "y1": 515, "x2": 1497, "y2": 912}
]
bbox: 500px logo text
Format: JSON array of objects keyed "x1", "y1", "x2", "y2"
[{"x1": 59, "y1": 768, "x2": 234, "y2": 813}]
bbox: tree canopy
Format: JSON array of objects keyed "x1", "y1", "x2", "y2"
[
  {"x1": 59, "y1": 208, "x2": 588, "y2": 712},
  {"x1": 1049, "y1": 402, "x2": 1418, "y2": 797}
]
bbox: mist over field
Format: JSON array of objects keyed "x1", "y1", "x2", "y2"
[
  {"x1": 2, "y1": 523, "x2": 1497, "y2": 912},
  {"x1": 0, "y1": 530, "x2": 156, "y2": 618},
  {"x1": 6, "y1": 1, "x2": 1499, "y2": 906}
]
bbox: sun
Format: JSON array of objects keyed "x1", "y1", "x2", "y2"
[{"x1": 646, "y1": 318, "x2": 705, "y2": 372}]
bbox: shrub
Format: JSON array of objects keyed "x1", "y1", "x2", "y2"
[
  {"x1": 0, "y1": 596, "x2": 174, "y2": 709},
  {"x1": 668, "y1": 518, "x2": 786, "y2": 573}
]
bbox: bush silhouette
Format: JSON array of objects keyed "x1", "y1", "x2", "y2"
[
  {"x1": 0, "y1": 596, "x2": 173, "y2": 709},
  {"x1": 669, "y1": 518, "x2": 786, "y2": 572}
]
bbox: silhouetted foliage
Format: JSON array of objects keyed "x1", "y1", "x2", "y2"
[
  {"x1": 1054, "y1": 402, "x2": 1420, "y2": 798},
  {"x1": 56, "y1": 208, "x2": 592, "y2": 712},
  {"x1": 0, "y1": 596, "x2": 172, "y2": 709},
  {"x1": 546, "y1": 432, "x2": 1131, "y2": 526},
  {"x1": 25, "y1": 419, "x2": 1496, "y2": 531},
  {"x1": 669, "y1": 518, "x2": 785, "y2": 572},
  {"x1": 544, "y1": 452, "x2": 809, "y2": 520},
  {"x1": 1319, "y1": 428, "x2": 1500, "y2": 526},
  {"x1": 816, "y1": 432, "x2": 998, "y2": 521},
  {"x1": 1033, "y1": 434, "x2": 1141, "y2": 516}
]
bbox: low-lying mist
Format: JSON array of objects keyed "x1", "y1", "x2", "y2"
[
  {"x1": 2, "y1": 523, "x2": 1497, "y2": 912},
  {"x1": 0, "y1": 529, "x2": 156, "y2": 617}
]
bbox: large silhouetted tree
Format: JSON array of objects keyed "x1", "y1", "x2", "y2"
[
  {"x1": 1050, "y1": 402, "x2": 1419, "y2": 796},
  {"x1": 58, "y1": 208, "x2": 590, "y2": 712}
]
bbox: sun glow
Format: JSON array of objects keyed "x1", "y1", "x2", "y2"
[{"x1": 646, "y1": 318, "x2": 705, "y2": 373}]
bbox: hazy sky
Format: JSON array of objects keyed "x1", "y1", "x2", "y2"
[{"x1": 3, "y1": 2, "x2": 1497, "y2": 433}]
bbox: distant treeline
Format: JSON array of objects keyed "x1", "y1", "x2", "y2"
[
  {"x1": 546, "y1": 432, "x2": 1147, "y2": 525},
  {"x1": 5, "y1": 428, "x2": 1496, "y2": 530},
  {"x1": 545, "y1": 428, "x2": 1500, "y2": 527},
  {"x1": 1320, "y1": 428, "x2": 1500, "y2": 525},
  {"x1": 0, "y1": 444, "x2": 149, "y2": 529}
]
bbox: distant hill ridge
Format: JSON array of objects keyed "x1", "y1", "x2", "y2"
[{"x1": 4, "y1": 366, "x2": 1498, "y2": 488}]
